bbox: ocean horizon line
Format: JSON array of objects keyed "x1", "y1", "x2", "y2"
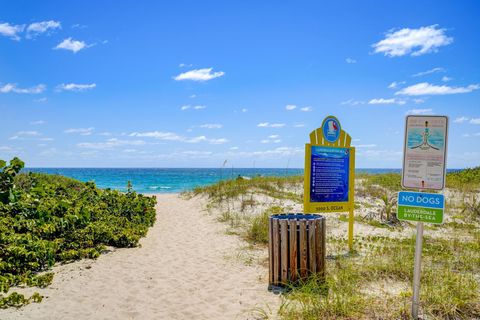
[
  {"x1": 25, "y1": 167, "x2": 399, "y2": 170},
  {"x1": 22, "y1": 167, "x2": 465, "y2": 194}
]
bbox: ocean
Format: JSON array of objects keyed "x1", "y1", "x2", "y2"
[{"x1": 23, "y1": 168, "x2": 404, "y2": 194}]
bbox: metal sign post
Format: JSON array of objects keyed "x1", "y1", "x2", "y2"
[
  {"x1": 399, "y1": 115, "x2": 448, "y2": 319},
  {"x1": 412, "y1": 221, "x2": 423, "y2": 319}
]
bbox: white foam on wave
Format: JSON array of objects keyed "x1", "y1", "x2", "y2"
[{"x1": 148, "y1": 186, "x2": 172, "y2": 190}]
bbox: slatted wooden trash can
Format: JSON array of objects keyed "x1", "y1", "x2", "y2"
[{"x1": 268, "y1": 214, "x2": 326, "y2": 291}]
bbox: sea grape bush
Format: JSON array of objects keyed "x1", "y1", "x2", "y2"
[
  {"x1": 0, "y1": 158, "x2": 156, "y2": 308},
  {"x1": 0, "y1": 157, "x2": 24, "y2": 204}
]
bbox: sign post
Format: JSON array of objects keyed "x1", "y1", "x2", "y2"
[
  {"x1": 304, "y1": 116, "x2": 355, "y2": 251},
  {"x1": 399, "y1": 115, "x2": 448, "y2": 319}
]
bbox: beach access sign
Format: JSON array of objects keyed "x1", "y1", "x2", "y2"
[
  {"x1": 303, "y1": 115, "x2": 355, "y2": 251},
  {"x1": 304, "y1": 116, "x2": 355, "y2": 213},
  {"x1": 402, "y1": 115, "x2": 448, "y2": 190},
  {"x1": 397, "y1": 191, "x2": 444, "y2": 224}
]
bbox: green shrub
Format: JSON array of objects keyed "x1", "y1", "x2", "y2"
[
  {"x1": 447, "y1": 166, "x2": 480, "y2": 190},
  {"x1": 0, "y1": 157, "x2": 156, "y2": 308}
]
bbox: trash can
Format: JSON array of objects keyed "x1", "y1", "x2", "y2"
[{"x1": 268, "y1": 214, "x2": 326, "y2": 291}]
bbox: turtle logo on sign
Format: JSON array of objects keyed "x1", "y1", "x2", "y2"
[{"x1": 322, "y1": 116, "x2": 341, "y2": 143}]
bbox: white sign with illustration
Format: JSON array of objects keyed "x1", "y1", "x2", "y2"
[{"x1": 402, "y1": 115, "x2": 448, "y2": 190}]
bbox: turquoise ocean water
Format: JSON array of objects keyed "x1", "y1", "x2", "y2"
[{"x1": 24, "y1": 168, "x2": 402, "y2": 194}]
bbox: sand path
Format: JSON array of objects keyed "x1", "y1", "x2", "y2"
[{"x1": 0, "y1": 194, "x2": 279, "y2": 320}]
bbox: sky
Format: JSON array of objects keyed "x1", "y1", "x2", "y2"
[{"x1": 1, "y1": 0, "x2": 479, "y2": 168}]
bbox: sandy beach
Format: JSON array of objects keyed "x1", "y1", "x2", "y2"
[{"x1": 0, "y1": 194, "x2": 280, "y2": 320}]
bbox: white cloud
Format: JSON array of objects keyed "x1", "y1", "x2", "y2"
[
  {"x1": 26, "y1": 20, "x2": 61, "y2": 37},
  {"x1": 453, "y1": 116, "x2": 469, "y2": 123},
  {"x1": 129, "y1": 131, "x2": 225, "y2": 144},
  {"x1": 241, "y1": 108, "x2": 248, "y2": 113},
  {"x1": 34, "y1": 97, "x2": 48, "y2": 103},
  {"x1": 396, "y1": 82, "x2": 480, "y2": 96},
  {"x1": 441, "y1": 76, "x2": 452, "y2": 82},
  {"x1": 261, "y1": 138, "x2": 282, "y2": 144},
  {"x1": 180, "y1": 105, "x2": 206, "y2": 111},
  {"x1": 9, "y1": 130, "x2": 43, "y2": 140},
  {"x1": 64, "y1": 127, "x2": 94, "y2": 135},
  {"x1": 56, "y1": 83, "x2": 96, "y2": 92},
  {"x1": 285, "y1": 104, "x2": 296, "y2": 111},
  {"x1": 17, "y1": 131, "x2": 40, "y2": 136},
  {"x1": 356, "y1": 144, "x2": 377, "y2": 148},
  {"x1": 77, "y1": 138, "x2": 146, "y2": 150},
  {"x1": 173, "y1": 68, "x2": 225, "y2": 81},
  {"x1": 181, "y1": 151, "x2": 213, "y2": 157},
  {"x1": 54, "y1": 38, "x2": 87, "y2": 53},
  {"x1": 388, "y1": 81, "x2": 406, "y2": 89},
  {"x1": 209, "y1": 138, "x2": 228, "y2": 145},
  {"x1": 185, "y1": 136, "x2": 207, "y2": 143},
  {"x1": 463, "y1": 132, "x2": 480, "y2": 138},
  {"x1": 251, "y1": 147, "x2": 302, "y2": 157},
  {"x1": 341, "y1": 99, "x2": 365, "y2": 106},
  {"x1": 345, "y1": 58, "x2": 356, "y2": 64},
  {"x1": 372, "y1": 25, "x2": 452, "y2": 57},
  {"x1": 406, "y1": 108, "x2": 433, "y2": 115},
  {"x1": 230, "y1": 146, "x2": 239, "y2": 150},
  {"x1": 200, "y1": 124, "x2": 223, "y2": 129},
  {"x1": 0, "y1": 22, "x2": 25, "y2": 40},
  {"x1": 257, "y1": 122, "x2": 285, "y2": 128},
  {"x1": 368, "y1": 98, "x2": 406, "y2": 105},
  {"x1": 130, "y1": 131, "x2": 183, "y2": 141},
  {"x1": 268, "y1": 135, "x2": 279, "y2": 139},
  {"x1": 462, "y1": 133, "x2": 480, "y2": 138},
  {"x1": 300, "y1": 106, "x2": 313, "y2": 112},
  {"x1": 71, "y1": 24, "x2": 87, "y2": 29},
  {"x1": 470, "y1": 118, "x2": 480, "y2": 125},
  {"x1": 293, "y1": 123, "x2": 305, "y2": 127},
  {"x1": 0, "y1": 83, "x2": 46, "y2": 94},
  {"x1": 413, "y1": 98, "x2": 425, "y2": 104},
  {"x1": 412, "y1": 67, "x2": 445, "y2": 77},
  {"x1": 30, "y1": 120, "x2": 46, "y2": 125}
]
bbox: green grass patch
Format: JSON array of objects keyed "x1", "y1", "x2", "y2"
[{"x1": 278, "y1": 234, "x2": 480, "y2": 319}]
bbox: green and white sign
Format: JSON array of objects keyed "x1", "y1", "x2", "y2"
[{"x1": 397, "y1": 191, "x2": 444, "y2": 224}]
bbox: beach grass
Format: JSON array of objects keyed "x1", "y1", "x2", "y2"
[{"x1": 192, "y1": 167, "x2": 480, "y2": 319}]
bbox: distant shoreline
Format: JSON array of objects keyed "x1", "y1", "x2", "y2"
[{"x1": 21, "y1": 168, "x2": 465, "y2": 194}]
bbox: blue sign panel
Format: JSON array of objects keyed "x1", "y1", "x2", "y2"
[
  {"x1": 322, "y1": 116, "x2": 341, "y2": 143},
  {"x1": 398, "y1": 191, "x2": 444, "y2": 209},
  {"x1": 310, "y1": 146, "x2": 350, "y2": 202}
]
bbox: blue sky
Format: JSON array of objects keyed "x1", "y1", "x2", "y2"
[{"x1": 1, "y1": 1, "x2": 479, "y2": 168}]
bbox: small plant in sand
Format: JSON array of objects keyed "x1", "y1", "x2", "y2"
[
  {"x1": 245, "y1": 206, "x2": 284, "y2": 245},
  {"x1": 379, "y1": 191, "x2": 399, "y2": 224},
  {"x1": 461, "y1": 193, "x2": 480, "y2": 221}
]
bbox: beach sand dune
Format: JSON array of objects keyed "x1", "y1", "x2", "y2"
[{"x1": 0, "y1": 194, "x2": 279, "y2": 320}]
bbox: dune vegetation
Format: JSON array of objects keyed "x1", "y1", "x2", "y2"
[
  {"x1": 0, "y1": 158, "x2": 156, "y2": 308},
  {"x1": 191, "y1": 168, "x2": 480, "y2": 319}
]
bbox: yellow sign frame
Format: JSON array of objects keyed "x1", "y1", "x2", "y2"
[{"x1": 303, "y1": 116, "x2": 356, "y2": 251}]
